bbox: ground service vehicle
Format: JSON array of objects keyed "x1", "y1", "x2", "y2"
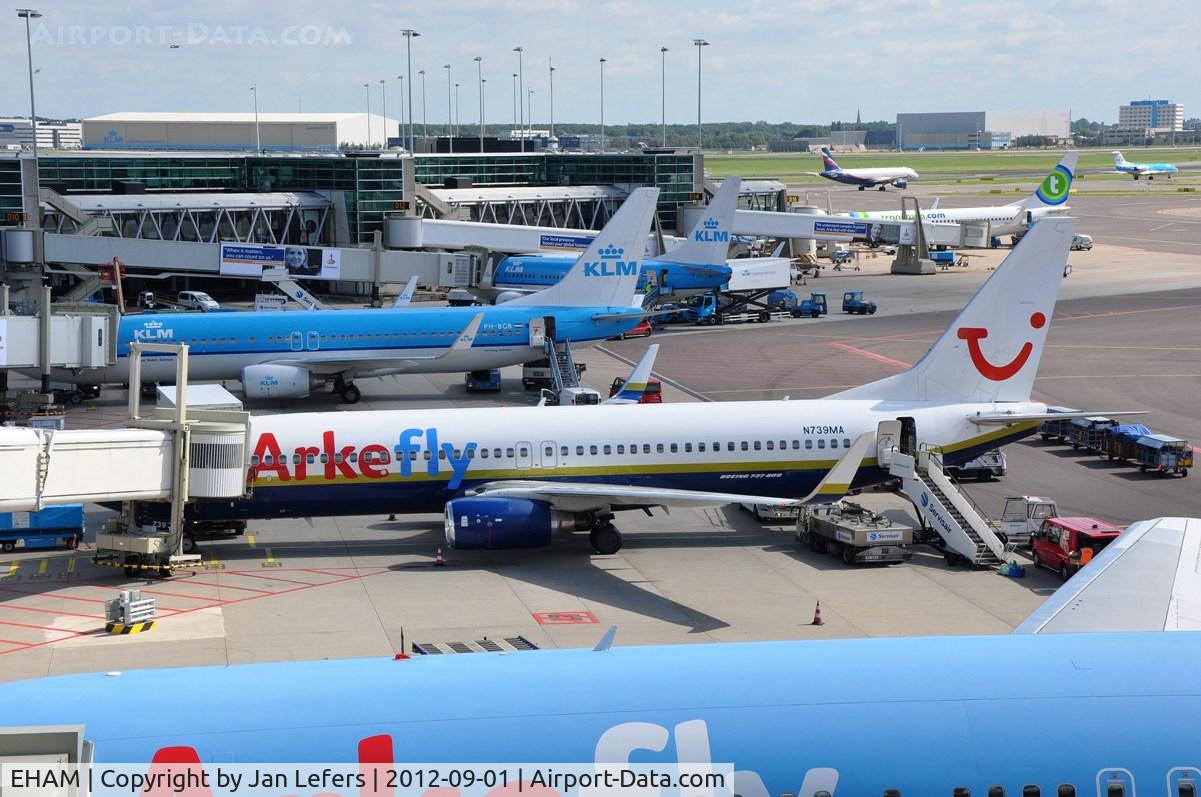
[
  {"x1": 50, "y1": 383, "x2": 101, "y2": 405},
  {"x1": 608, "y1": 377, "x2": 662, "y2": 404},
  {"x1": 1030, "y1": 516, "x2": 1122, "y2": 581},
  {"x1": 797, "y1": 502, "x2": 914, "y2": 565},
  {"x1": 1071, "y1": 233, "x2": 1094, "y2": 251},
  {"x1": 740, "y1": 502, "x2": 800, "y2": 522},
  {"x1": 177, "y1": 290, "x2": 220, "y2": 311},
  {"x1": 1100, "y1": 423, "x2": 1151, "y2": 461},
  {"x1": 611, "y1": 318, "x2": 652, "y2": 339},
  {"x1": 946, "y1": 449, "x2": 1006, "y2": 481},
  {"x1": 1135, "y1": 434, "x2": 1192, "y2": 477},
  {"x1": 682, "y1": 293, "x2": 784, "y2": 325},
  {"x1": 464, "y1": 369, "x2": 502, "y2": 392},
  {"x1": 0, "y1": 504, "x2": 84, "y2": 552},
  {"x1": 539, "y1": 386, "x2": 601, "y2": 406},
  {"x1": 1038, "y1": 406, "x2": 1078, "y2": 441},
  {"x1": 1067, "y1": 416, "x2": 1118, "y2": 451},
  {"x1": 841, "y1": 291, "x2": 877, "y2": 314},
  {"x1": 522, "y1": 358, "x2": 585, "y2": 390},
  {"x1": 790, "y1": 292, "x2": 828, "y2": 318},
  {"x1": 991, "y1": 496, "x2": 1058, "y2": 547}
]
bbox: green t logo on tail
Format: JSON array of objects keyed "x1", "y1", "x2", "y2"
[{"x1": 1035, "y1": 165, "x2": 1073, "y2": 206}]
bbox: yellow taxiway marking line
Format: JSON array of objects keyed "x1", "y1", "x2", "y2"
[
  {"x1": 6, "y1": 561, "x2": 18, "y2": 577},
  {"x1": 36, "y1": 558, "x2": 49, "y2": 577},
  {"x1": 66, "y1": 557, "x2": 77, "y2": 575},
  {"x1": 246, "y1": 532, "x2": 256, "y2": 548}
]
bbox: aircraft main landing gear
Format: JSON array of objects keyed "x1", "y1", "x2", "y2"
[
  {"x1": 589, "y1": 516, "x2": 623, "y2": 555},
  {"x1": 333, "y1": 377, "x2": 362, "y2": 404}
]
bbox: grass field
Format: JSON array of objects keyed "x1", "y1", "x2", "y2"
[{"x1": 704, "y1": 147, "x2": 1201, "y2": 181}]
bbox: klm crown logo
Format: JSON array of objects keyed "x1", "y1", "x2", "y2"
[
  {"x1": 584, "y1": 243, "x2": 638, "y2": 277},
  {"x1": 694, "y1": 217, "x2": 729, "y2": 243}
]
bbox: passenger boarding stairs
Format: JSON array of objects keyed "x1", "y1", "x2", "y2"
[
  {"x1": 544, "y1": 338, "x2": 582, "y2": 392},
  {"x1": 887, "y1": 447, "x2": 1007, "y2": 567},
  {"x1": 641, "y1": 285, "x2": 662, "y2": 309}
]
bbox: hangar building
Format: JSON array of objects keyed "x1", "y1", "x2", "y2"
[
  {"x1": 82, "y1": 112, "x2": 400, "y2": 152},
  {"x1": 895, "y1": 111, "x2": 1070, "y2": 150}
]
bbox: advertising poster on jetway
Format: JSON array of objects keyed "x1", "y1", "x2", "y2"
[
  {"x1": 0, "y1": 317, "x2": 6, "y2": 367},
  {"x1": 539, "y1": 232, "x2": 594, "y2": 251},
  {"x1": 284, "y1": 246, "x2": 341, "y2": 280},
  {"x1": 219, "y1": 243, "x2": 284, "y2": 277}
]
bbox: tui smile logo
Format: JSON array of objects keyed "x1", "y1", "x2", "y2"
[
  {"x1": 957, "y1": 312, "x2": 1046, "y2": 381},
  {"x1": 583, "y1": 244, "x2": 638, "y2": 277}
]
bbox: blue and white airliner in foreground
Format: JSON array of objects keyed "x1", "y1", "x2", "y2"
[
  {"x1": 40, "y1": 189, "x2": 661, "y2": 404},
  {"x1": 173, "y1": 216, "x2": 1137, "y2": 556},
  {"x1": 475, "y1": 177, "x2": 741, "y2": 304},
  {"x1": 814, "y1": 147, "x2": 918, "y2": 190},
  {"x1": 1113, "y1": 149, "x2": 1178, "y2": 179},
  {"x1": 2, "y1": 516, "x2": 1199, "y2": 795},
  {"x1": 844, "y1": 151, "x2": 1077, "y2": 237}
]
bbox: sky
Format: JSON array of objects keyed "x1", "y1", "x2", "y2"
[{"x1": 0, "y1": 0, "x2": 1197, "y2": 126}]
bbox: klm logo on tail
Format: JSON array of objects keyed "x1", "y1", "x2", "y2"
[
  {"x1": 694, "y1": 217, "x2": 729, "y2": 243},
  {"x1": 584, "y1": 244, "x2": 639, "y2": 278},
  {"x1": 1035, "y1": 165, "x2": 1073, "y2": 206}
]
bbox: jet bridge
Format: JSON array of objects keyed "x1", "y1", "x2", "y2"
[{"x1": 0, "y1": 343, "x2": 252, "y2": 576}]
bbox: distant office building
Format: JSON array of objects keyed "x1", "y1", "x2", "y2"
[
  {"x1": 895, "y1": 111, "x2": 1070, "y2": 150},
  {"x1": 768, "y1": 130, "x2": 869, "y2": 153},
  {"x1": 1118, "y1": 99, "x2": 1183, "y2": 132},
  {"x1": 0, "y1": 118, "x2": 82, "y2": 150},
  {"x1": 82, "y1": 112, "x2": 400, "y2": 152}
]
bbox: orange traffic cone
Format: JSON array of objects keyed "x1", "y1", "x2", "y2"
[
  {"x1": 434, "y1": 548, "x2": 446, "y2": 567},
  {"x1": 811, "y1": 601, "x2": 824, "y2": 626}
]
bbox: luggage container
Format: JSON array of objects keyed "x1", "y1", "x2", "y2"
[{"x1": 1134, "y1": 435, "x2": 1192, "y2": 477}]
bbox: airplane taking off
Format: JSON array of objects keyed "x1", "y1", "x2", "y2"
[
  {"x1": 844, "y1": 151, "x2": 1077, "y2": 237},
  {"x1": 169, "y1": 216, "x2": 1140, "y2": 555},
  {"x1": 38, "y1": 189, "x2": 661, "y2": 404},
  {"x1": 2, "y1": 516, "x2": 1199, "y2": 796},
  {"x1": 476, "y1": 177, "x2": 741, "y2": 304},
  {"x1": 1113, "y1": 149, "x2": 1178, "y2": 179},
  {"x1": 814, "y1": 147, "x2": 917, "y2": 190}
]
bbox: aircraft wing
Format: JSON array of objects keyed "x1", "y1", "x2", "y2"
[
  {"x1": 465, "y1": 432, "x2": 875, "y2": 512},
  {"x1": 967, "y1": 410, "x2": 1148, "y2": 425},
  {"x1": 1013, "y1": 517, "x2": 1201, "y2": 634}
]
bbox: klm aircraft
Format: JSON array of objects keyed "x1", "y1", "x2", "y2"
[
  {"x1": 43, "y1": 189, "x2": 660, "y2": 404},
  {"x1": 814, "y1": 147, "x2": 918, "y2": 191},
  {"x1": 475, "y1": 177, "x2": 741, "y2": 303},
  {"x1": 1, "y1": 516, "x2": 1198, "y2": 796},
  {"x1": 1113, "y1": 150, "x2": 1178, "y2": 179}
]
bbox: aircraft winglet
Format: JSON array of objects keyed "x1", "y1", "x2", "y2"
[
  {"x1": 445, "y1": 313, "x2": 483, "y2": 354},
  {"x1": 602, "y1": 344, "x2": 660, "y2": 405},
  {"x1": 392, "y1": 276, "x2": 419, "y2": 308},
  {"x1": 593, "y1": 625, "x2": 618, "y2": 651},
  {"x1": 795, "y1": 431, "x2": 875, "y2": 504}
]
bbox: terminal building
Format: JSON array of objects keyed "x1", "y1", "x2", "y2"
[
  {"x1": 0, "y1": 118, "x2": 83, "y2": 150},
  {"x1": 895, "y1": 111, "x2": 1070, "y2": 150},
  {"x1": 82, "y1": 113, "x2": 400, "y2": 152}
]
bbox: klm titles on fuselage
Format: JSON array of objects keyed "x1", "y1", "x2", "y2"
[
  {"x1": 132, "y1": 321, "x2": 175, "y2": 341},
  {"x1": 583, "y1": 245, "x2": 639, "y2": 278}
]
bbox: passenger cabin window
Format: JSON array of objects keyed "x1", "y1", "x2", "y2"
[
  {"x1": 506, "y1": 448, "x2": 514, "y2": 458},
  {"x1": 818, "y1": 439, "x2": 826, "y2": 449},
  {"x1": 740, "y1": 441, "x2": 749, "y2": 451},
  {"x1": 518, "y1": 446, "x2": 529, "y2": 457},
  {"x1": 617, "y1": 445, "x2": 625, "y2": 454},
  {"x1": 766, "y1": 440, "x2": 774, "y2": 450},
  {"x1": 590, "y1": 445, "x2": 598, "y2": 455},
  {"x1": 753, "y1": 441, "x2": 762, "y2": 451},
  {"x1": 643, "y1": 444, "x2": 651, "y2": 454},
  {"x1": 1021, "y1": 787, "x2": 1041, "y2": 797},
  {"x1": 988, "y1": 788, "x2": 1005, "y2": 797},
  {"x1": 481, "y1": 449, "x2": 490, "y2": 459},
  {"x1": 561, "y1": 446, "x2": 569, "y2": 456},
  {"x1": 1057, "y1": 787, "x2": 1076, "y2": 797},
  {"x1": 603, "y1": 445, "x2": 611, "y2": 455},
  {"x1": 669, "y1": 443, "x2": 677, "y2": 453},
  {"x1": 577, "y1": 446, "x2": 585, "y2": 456},
  {"x1": 684, "y1": 443, "x2": 692, "y2": 453},
  {"x1": 831, "y1": 439, "x2": 839, "y2": 449},
  {"x1": 843, "y1": 438, "x2": 852, "y2": 448},
  {"x1": 493, "y1": 448, "x2": 502, "y2": 458},
  {"x1": 656, "y1": 443, "x2": 664, "y2": 453}
]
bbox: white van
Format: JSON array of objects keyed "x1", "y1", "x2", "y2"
[
  {"x1": 1070, "y1": 234, "x2": 1093, "y2": 251},
  {"x1": 177, "y1": 290, "x2": 220, "y2": 311}
]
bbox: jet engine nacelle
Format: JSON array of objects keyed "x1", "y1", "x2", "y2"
[
  {"x1": 893, "y1": 178, "x2": 909, "y2": 189},
  {"x1": 493, "y1": 290, "x2": 525, "y2": 305},
  {"x1": 241, "y1": 364, "x2": 319, "y2": 399},
  {"x1": 443, "y1": 497, "x2": 581, "y2": 549}
]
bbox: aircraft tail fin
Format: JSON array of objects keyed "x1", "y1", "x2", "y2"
[
  {"x1": 1112, "y1": 150, "x2": 1128, "y2": 167},
  {"x1": 1014, "y1": 151, "x2": 1077, "y2": 210},
  {"x1": 660, "y1": 177, "x2": 739, "y2": 267},
  {"x1": 831, "y1": 217, "x2": 1077, "y2": 404},
  {"x1": 602, "y1": 344, "x2": 659, "y2": 405},
  {"x1": 507, "y1": 188, "x2": 660, "y2": 308},
  {"x1": 819, "y1": 147, "x2": 841, "y2": 171}
]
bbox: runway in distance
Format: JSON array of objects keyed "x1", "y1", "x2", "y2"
[
  {"x1": 2, "y1": 516, "x2": 1198, "y2": 796},
  {"x1": 170, "y1": 217, "x2": 1138, "y2": 556},
  {"x1": 813, "y1": 147, "x2": 918, "y2": 190},
  {"x1": 39, "y1": 189, "x2": 662, "y2": 404},
  {"x1": 1113, "y1": 149, "x2": 1178, "y2": 179},
  {"x1": 843, "y1": 151, "x2": 1077, "y2": 236},
  {"x1": 474, "y1": 176, "x2": 742, "y2": 304}
]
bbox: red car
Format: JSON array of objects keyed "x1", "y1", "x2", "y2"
[
  {"x1": 1030, "y1": 516, "x2": 1122, "y2": 581},
  {"x1": 608, "y1": 377, "x2": 663, "y2": 403},
  {"x1": 611, "y1": 319, "x2": 652, "y2": 340}
]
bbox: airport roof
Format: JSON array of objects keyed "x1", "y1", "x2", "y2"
[{"x1": 86, "y1": 112, "x2": 379, "y2": 123}]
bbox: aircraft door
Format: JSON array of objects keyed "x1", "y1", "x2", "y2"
[
  {"x1": 898, "y1": 416, "x2": 917, "y2": 456},
  {"x1": 307, "y1": 331, "x2": 320, "y2": 350},
  {"x1": 515, "y1": 441, "x2": 533, "y2": 470},
  {"x1": 1096, "y1": 769, "x2": 1134, "y2": 797},
  {"x1": 540, "y1": 441, "x2": 558, "y2": 469},
  {"x1": 528, "y1": 317, "x2": 546, "y2": 348},
  {"x1": 876, "y1": 420, "x2": 901, "y2": 466},
  {"x1": 289, "y1": 331, "x2": 304, "y2": 352}
]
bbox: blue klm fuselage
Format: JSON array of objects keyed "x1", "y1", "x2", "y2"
[
  {"x1": 2, "y1": 632, "x2": 1199, "y2": 794},
  {"x1": 494, "y1": 255, "x2": 731, "y2": 297}
]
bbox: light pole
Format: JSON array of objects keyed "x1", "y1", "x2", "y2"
[
  {"x1": 250, "y1": 84, "x2": 261, "y2": 152},
  {"x1": 549, "y1": 58, "x2": 556, "y2": 142},
  {"x1": 513, "y1": 46, "x2": 524, "y2": 152},
  {"x1": 379, "y1": 78, "x2": 388, "y2": 146},
  {"x1": 474, "y1": 56, "x2": 484, "y2": 153},
  {"x1": 481, "y1": 79, "x2": 488, "y2": 152},
  {"x1": 401, "y1": 29, "x2": 419, "y2": 151},
  {"x1": 512, "y1": 73, "x2": 518, "y2": 140},
  {"x1": 363, "y1": 83, "x2": 372, "y2": 148},
  {"x1": 599, "y1": 57, "x2": 606, "y2": 152},
  {"x1": 528, "y1": 88, "x2": 534, "y2": 147},
  {"x1": 693, "y1": 39, "x2": 708, "y2": 151},
  {"x1": 17, "y1": 9, "x2": 41, "y2": 162},
  {"x1": 454, "y1": 83, "x2": 461, "y2": 138},
  {"x1": 418, "y1": 69, "x2": 427, "y2": 142},
  {"x1": 660, "y1": 46, "x2": 668, "y2": 147},
  {"x1": 395, "y1": 75, "x2": 405, "y2": 145},
  {"x1": 443, "y1": 64, "x2": 453, "y2": 154}
]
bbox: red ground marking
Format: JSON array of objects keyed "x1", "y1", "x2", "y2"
[
  {"x1": 828, "y1": 342, "x2": 913, "y2": 369},
  {"x1": 0, "y1": 604, "x2": 102, "y2": 620},
  {"x1": 221, "y1": 571, "x2": 328, "y2": 587},
  {"x1": 533, "y1": 611, "x2": 599, "y2": 625},
  {"x1": 0, "y1": 618, "x2": 84, "y2": 635},
  {"x1": 0, "y1": 586, "x2": 107, "y2": 604}
]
